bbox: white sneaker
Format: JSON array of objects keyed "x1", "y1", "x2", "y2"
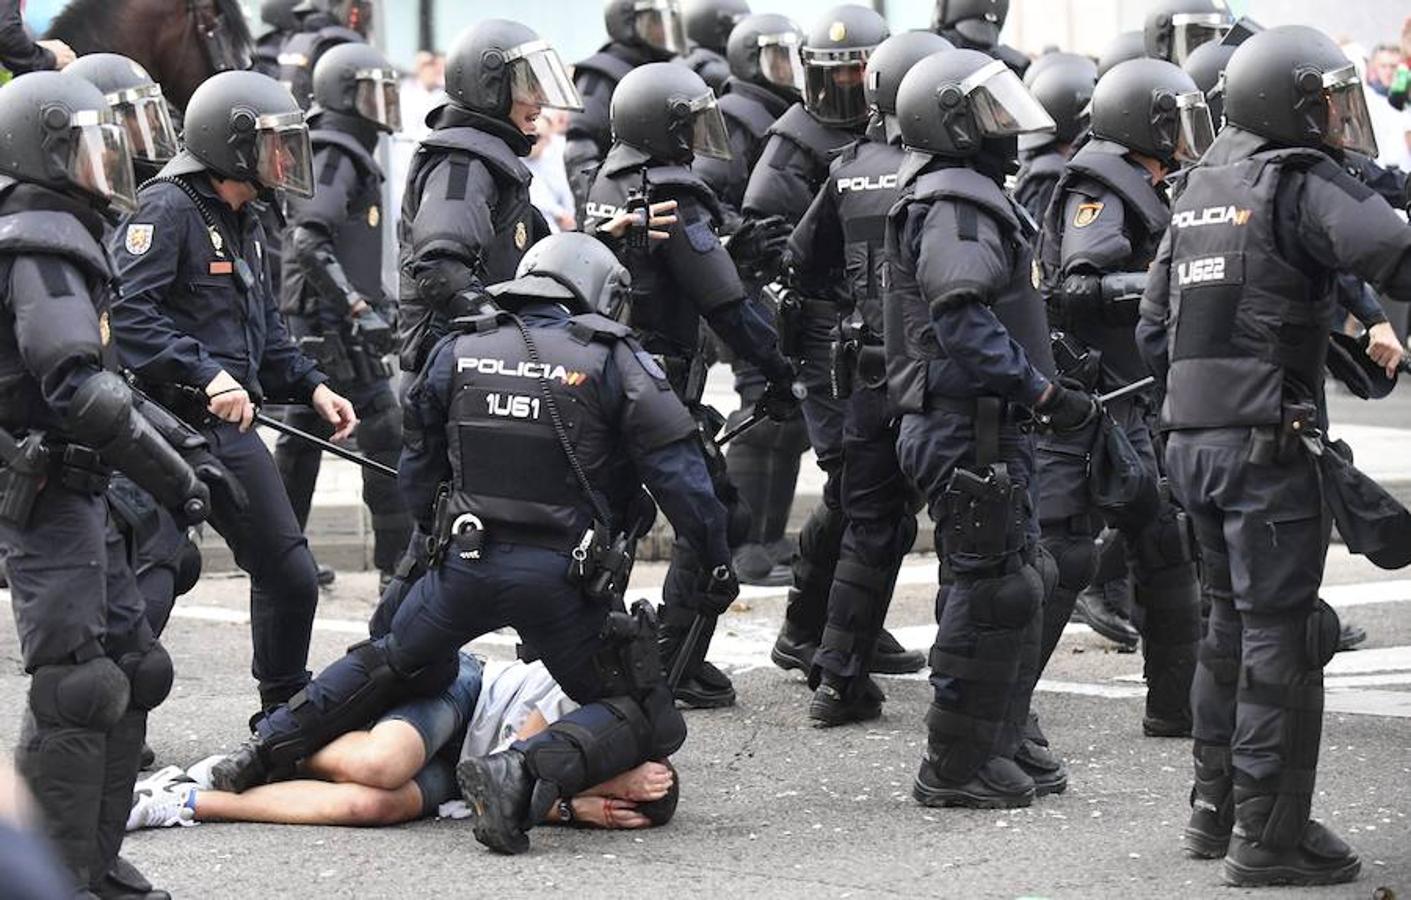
[
  {"x1": 185, "y1": 754, "x2": 226, "y2": 791},
  {"x1": 127, "y1": 776, "x2": 197, "y2": 831}
]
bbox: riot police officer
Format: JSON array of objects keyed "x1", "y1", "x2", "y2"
[
  {"x1": 885, "y1": 49, "x2": 1089, "y2": 809},
  {"x1": 931, "y1": 0, "x2": 1029, "y2": 76},
  {"x1": 1139, "y1": 26, "x2": 1411, "y2": 887},
  {"x1": 740, "y1": 5, "x2": 918, "y2": 681},
  {"x1": 1013, "y1": 53, "x2": 1095, "y2": 222},
  {"x1": 0, "y1": 70, "x2": 221, "y2": 898},
  {"x1": 564, "y1": 0, "x2": 689, "y2": 217},
  {"x1": 1097, "y1": 30, "x2": 1146, "y2": 77},
  {"x1": 277, "y1": 0, "x2": 371, "y2": 110},
  {"x1": 1143, "y1": 0, "x2": 1232, "y2": 65},
  {"x1": 274, "y1": 42, "x2": 408, "y2": 589},
  {"x1": 254, "y1": 0, "x2": 301, "y2": 78},
  {"x1": 67, "y1": 53, "x2": 180, "y2": 187},
  {"x1": 585, "y1": 62, "x2": 799, "y2": 707},
  {"x1": 682, "y1": 0, "x2": 750, "y2": 95},
  {"x1": 397, "y1": 19, "x2": 582, "y2": 374},
  {"x1": 786, "y1": 30, "x2": 951, "y2": 725},
  {"x1": 211, "y1": 233, "x2": 735, "y2": 857},
  {"x1": 1030, "y1": 59, "x2": 1215, "y2": 751},
  {"x1": 111, "y1": 70, "x2": 359, "y2": 713}
]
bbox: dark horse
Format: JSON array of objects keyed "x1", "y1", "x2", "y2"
[{"x1": 46, "y1": 0, "x2": 253, "y2": 111}]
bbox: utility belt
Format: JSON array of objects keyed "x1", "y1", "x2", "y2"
[
  {"x1": 298, "y1": 332, "x2": 392, "y2": 386},
  {"x1": 1247, "y1": 400, "x2": 1320, "y2": 466},
  {"x1": 830, "y1": 317, "x2": 885, "y2": 400},
  {"x1": 0, "y1": 433, "x2": 111, "y2": 528},
  {"x1": 924, "y1": 394, "x2": 1031, "y2": 426}
]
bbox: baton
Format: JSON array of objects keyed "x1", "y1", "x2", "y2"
[
  {"x1": 716, "y1": 382, "x2": 808, "y2": 447},
  {"x1": 254, "y1": 411, "x2": 399, "y2": 479},
  {"x1": 1096, "y1": 376, "x2": 1157, "y2": 406},
  {"x1": 666, "y1": 614, "x2": 708, "y2": 692}
]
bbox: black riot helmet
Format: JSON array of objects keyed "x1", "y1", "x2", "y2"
[
  {"x1": 292, "y1": 0, "x2": 372, "y2": 36},
  {"x1": 311, "y1": 41, "x2": 400, "y2": 132},
  {"x1": 0, "y1": 72, "x2": 137, "y2": 213},
  {"x1": 443, "y1": 20, "x2": 582, "y2": 121},
  {"x1": 896, "y1": 49, "x2": 1054, "y2": 159},
  {"x1": 604, "y1": 0, "x2": 690, "y2": 59},
  {"x1": 1097, "y1": 30, "x2": 1145, "y2": 77},
  {"x1": 801, "y1": 5, "x2": 890, "y2": 128},
  {"x1": 610, "y1": 62, "x2": 732, "y2": 163},
  {"x1": 1181, "y1": 40, "x2": 1235, "y2": 125},
  {"x1": 1223, "y1": 25, "x2": 1377, "y2": 158},
  {"x1": 726, "y1": 13, "x2": 806, "y2": 100},
  {"x1": 684, "y1": 0, "x2": 750, "y2": 56},
  {"x1": 1091, "y1": 59, "x2": 1213, "y2": 165},
  {"x1": 1143, "y1": 0, "x2": 1232, "y2": 65},
  {"x1": 1020, "y1": 54, "x2": 1097, "y2": 152},
  {"x1": 932, "y1": 0, "x2": 1010, "y2": 50},
  {"x1": 67, "y1": 53, "x2": 179, "y2": 168},
  {"x1": 1023, "y1": 50, "x2": 1095, "y2": 88},
  {"x1": 167, "y1": 70, "x2": 315, "y2": 198},
  {"x1": 261, "y1": 0, "x2": 299, "y2": 31},
  {"x1": 864, "y1": 31, "x2": 954, "y2": 142},
  {"x1": 492, "y1": 232, "x2": 634, "y2": 321}
]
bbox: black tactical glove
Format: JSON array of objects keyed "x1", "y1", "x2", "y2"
[
  {"x1": 1056, "y1": 273, "x2": 1102, "y2": 319},
  {"x1": 728, "y1": 216, "x2": 791, "y2": 283},
  {"x1": 352, "y1": 306, "x2": 396, "y2": 356},
  {"x1": 183, "y1": 448, "x2": 250, "y2": 515},
  {"x1": 1035, "y1": 381, "x2": 1099, "y2": 433},
  {"x1": 756, "y1": 378, "x2": 804, "y2": 422},
  {"x1": 696, "y1": 564, "x2": 741, "y2": 616}
]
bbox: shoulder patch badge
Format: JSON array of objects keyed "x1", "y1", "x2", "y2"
[
  {"x1": 1073, "y1": 202, "x2": 1104, "y2": 229},
  {"x1": 1031, "y1": 259, "x2": 1042, "y2": 290},
  {"x1": 367, "y1": 204, "x2": 380, "y2": 228},
  {"x1": 124, "y1": 224, "x2": 154, "y2": 256},
  {"x1": 514, "y1": 221, "x2": 528, "y2": 250},
  {"x1": 98, "y1": 310, "x2": 111, "y2": 347}
]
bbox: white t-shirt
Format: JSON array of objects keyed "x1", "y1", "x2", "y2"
[{"x1": 458, "y1": 660, "x2": 580, "y2": 761}]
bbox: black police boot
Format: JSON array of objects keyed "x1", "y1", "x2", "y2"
[
  {"x1": 660, "y1": 614, "x2": 736, "y2": 709},
  {"x1": 869, "y1": 628, "x2": 926, "y2": 675},
  {"x1": 808, "y1": 673, "x2": 884, "y2": 727},
  {"x1": 733, "y1": 543, "x2": 793, "y2": 587},
  {"x1": 1014, "y1": 738, "x2": 1068, "y2": 797},
  {"x1": 1223, "y1": 791, "x2": 1360, "y2": 887},
  {"x1": 914, "y1": 754, "x2": 1035, "y2": 809},
  {"x1": 316, "y1": 563, "x2": 336, "y2": 588},
  {"x1": 95, "y1": 857, "x2": 170, "y2": 900},
  {"x1": 456, "y1": 749, "x2": 535, "y2": 855},
  {"x1": 1141, "y1": 641, "x2": 1195, "y2": 738},
  {"x1": 1184, "y1": 742, "x2": 1234, "y2": 859},
  {"x1": 1337, "y1": 619, "x2": 1367, "y2": 652},
  {"x1": 1073, "y1": 577, "x2": 1140, "y2": 649},
  {"x1": 209, "y1": 738, "x2": 270, "y2": 794},
  {"x1": 771, "y1": 619, "x2": 819, "y2": 673}
]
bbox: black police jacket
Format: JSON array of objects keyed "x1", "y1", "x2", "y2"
[
  {"x1": 694, "y1": 78, "x2": 792, "y2": 219},
  {"x1": 1013, "y1": 147, "x2": 1066, "y2": 224},
  {"x1": 742, "y1": 103, "x2": 855, "y2": 226},
  {"x1": 0, "y1": 178, "x2": 116, "y2": 433}
]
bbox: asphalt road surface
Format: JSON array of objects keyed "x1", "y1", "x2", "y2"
[{"x1": 4, "y1": 542, "x2": 1410, "y2": 899}]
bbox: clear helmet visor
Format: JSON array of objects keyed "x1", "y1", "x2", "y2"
[
  {"x1": 802, "y1": 48, "x2": 871, "y2": 126},
  {"x1": 1324, "y1": 67, "x2": 1379, "y2": 158},
  {"x1": 759, "y1": 37, "x2": 806, "y2": 95},
  {"x1": 506, "y1": 41, "x2": 585, "y2": 112},
  {"x1": 634, "y1": 1, "x2": 688, "y2": 55},
  {"x1": 353, "y1": 69, "x2": 403, "y2": 131},
  {"x1": 255, "y1": 112, "x2": 315, "y2": 198},
  {"x1": 686, "y1": 93, "x2": 732, "y2": 160},
  {"x1": 1170, "y1": 14, "x2": 1229, "y2": 65},
  {"x1": 1174, "y1": 91, "x2": 1216, "y2": 162},
  {"x1": 70, "y1": 113, "x2": 137, "y2": 214},
  {"x1": 964, "y1": 60, "x2": 1057, "y2": 137},
  {"x1": 112, "y1": 84, "x2": 178, "y2": 164}
]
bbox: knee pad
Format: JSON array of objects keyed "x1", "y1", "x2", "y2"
[
  {"x1": 1042, "y1": 529, "x2": 1097, "y2": 593},
  {"x1": 971, "y1": 563, "x2": 1043, "y2": 631},
  {"x1": 524, "y1": 696, "x2": 655, "y2": 797},
  {"x1": 110, "y1": 635, "x2": 173, "y2": 712},
  {"x1": 29, "y1": 657, "x2": 129, "y2": 731},
  {"x1": 1129, "y1": 504, "x2": 1194, "y2": 576},
  {"x1": 173, "y1": 538, "x2": 202, "y2": 598},
  {"x1": 1304, "y1": 599, "x2": 1341, "y2": 669}
]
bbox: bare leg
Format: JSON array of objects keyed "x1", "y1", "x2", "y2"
[
  {"x1": 303, "y1": 720, "x2": 428, "y2": 790},
  {"x1": 192, "y1": 780, "x2": 424, "y2": 826}
]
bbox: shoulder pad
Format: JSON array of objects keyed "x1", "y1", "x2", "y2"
[
  {"x1": 717, "y1": 92, "x2": 778, "y2": 141},
  {"x1": 573, "y1": 51, "x2": 634, "y2": 85},
  {"x1": 598, "y1": 142, "x2": 656, "y2": 179},
  {"x1": 1249, "y1": 146, "x2": 1337, "y2": 173},
  {"x1": 311, "y1": 129, "x2": 383, "y2": 181},
  {"x1": 1064, "y1": 140, "x2": 1168, "y2": 233},
  {"x1": 418, "y1": 128, "x2": 531, "y2": 186},
  {"x1": 1023, "y1": 151, "x2": 1067, "y2": 180},
  {"x1": 568, "y1": 312, "x2": 632, "y2": 342},
  {"x1": 832, "y1": 140, "x2": 864, "y2": 168},
  {"x1": 767, "y1": 104, "x2": 853, "y2": 164},
  {"x1": 645, "y1": 165, "x2": 723, "y2": 224},
  {"x1": 911, "y1": 166, "x2": 1023, "y2": 237},
  {"x1": 0, "y1": 211, "x2": 110, "y2": 280},
  {"x1": 1304, "y1": 155, "x2": 1377, "y2": 202},
  {"x1": 449, "y1": 310, "x2": 509, "y2": 334}
]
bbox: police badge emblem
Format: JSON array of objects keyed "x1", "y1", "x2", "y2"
[
  {"x1": 1073, "y1": 202, "x2": 1104, "y2": 228},
  {"x1": 514, "y1": 221, "x2": 528, "y2": 250},
  {"x1": 829, "y1": 21, "x2": 846, "y2": 41},
  {"x1": 367, "y1": 205, "x2": 380, "y2": 228},
  {"x1": 98, "y1": 311, "x2": 111, "y2": 347},
  {"x1": 124, "y1": 224, "x2": 154, "y2": 255},
  {"x1": 208, "y1": 227, "x2": 224, "y2": 255}
]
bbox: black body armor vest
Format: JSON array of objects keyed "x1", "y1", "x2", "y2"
[{"x1": 829, "y1": 138, "x2": 905, "y2": 336}]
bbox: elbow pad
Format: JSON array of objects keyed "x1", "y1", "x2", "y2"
[
  {"x1": 290, "y1": 224, "x2": 357, "y2": 307},
  {"x1": 67, "y1": 372, "x2": 209, "y2": 524},
  {"x1": 414, "y1": 255, "x2": 480, "y2": 310},
  {"x1": 130, "y1": 386, "x2": 207, "y2": 453},
  {"x1": 929, "y1": 285, "x2": 988, "y2": 318}
]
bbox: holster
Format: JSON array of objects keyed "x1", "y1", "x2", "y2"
[
  {"x1": 0, "y1": 431, "x2": 49, "y2": 528},
  {"x1": 941, "y1": 463, "x2": 1021, "y2": 561},
  {"x1": 777, "y1": 290, "x2": 805, "y2": 359},
  {"x1": 1247, "y1": 401, "x2": 1318, "y2": 466},
  {"x1": 830, "y1": 336, "x2": 858, "y2": 400},
  {"x1": 299, "y1": 334, "x2": 356, "y2": 384},
  {"x1": 594, "y1": 598, "x2": 665, "y2": 695}
]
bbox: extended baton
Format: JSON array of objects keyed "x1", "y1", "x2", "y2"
[
  {"x1": 253, "y1": 411, "x2": 399, "y2": 479},
  {"x1": 716, "y1": 382, "x2": 808, "y2": 447},
  {"x1": 1096, "y1": 376, "x2": 1156, "y2": 406},
  {"x1": 666, "y1": 614, "x2": 708, "y2": 692}
]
